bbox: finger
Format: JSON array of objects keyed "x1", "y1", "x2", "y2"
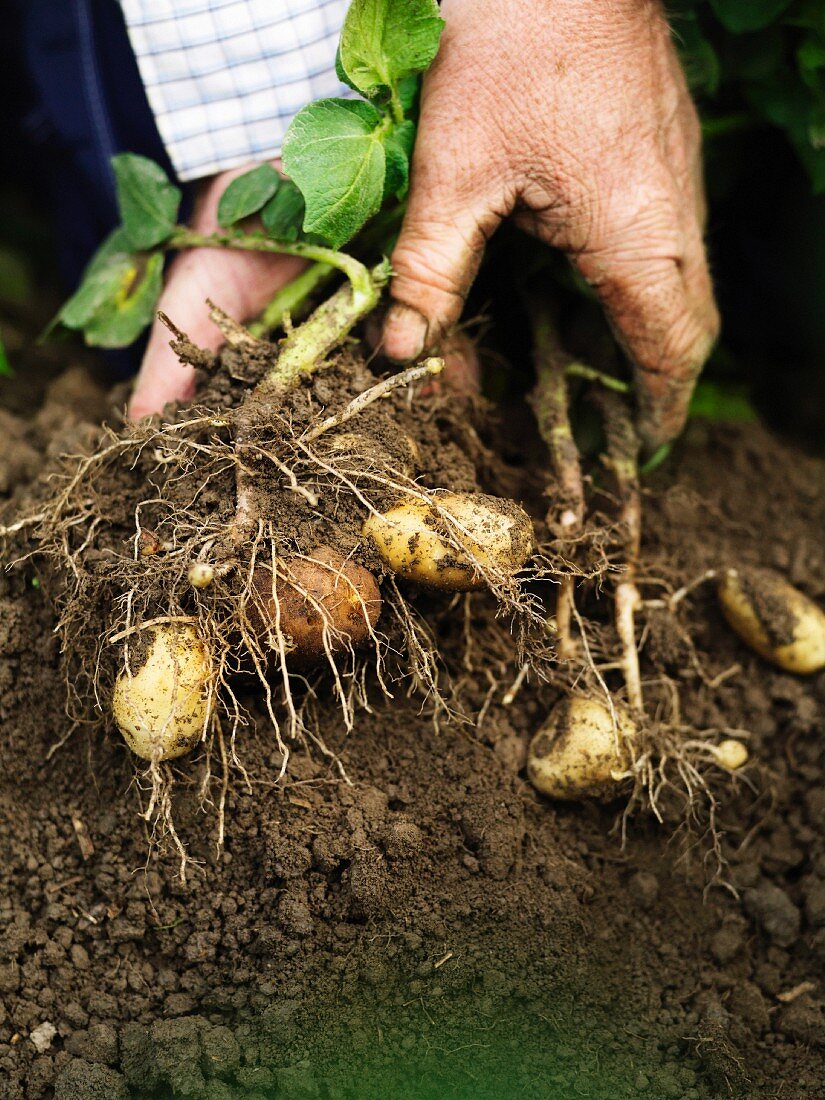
[
  {"x1": 421, "y1": 329, "x2": 481, "y2": 399},
  {"x1": 524, "y1": 178, "x2": 718, "y2": 449},
  {"x1": 578, "y1": 244, "x2": 718, "y2": 449},
  {"x1": 383, "y1": 80, "x2": 504, "y2": 362},
  {"x1": 128, "y1": 247, "x2": 304, "y2": 419},
  {"x1": 384, "y1": 195, "x2": 498, "y2": 362},
  {"x1": 365, "y1": 312, "x2": 480, "y2": 398}
]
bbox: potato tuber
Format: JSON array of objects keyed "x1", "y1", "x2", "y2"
[
  {"x1": 249, "y1": 545, "x2": 381, "y2": 662},
  {"x1": 112, "y1": 624, "x2": 212, "y2": 761},
  {"x1": 718, "y1": 567, "x2": 825, "y2": 674},
  {"x1": 527, "y1": 696, "x2": 636, "y2": 801},
  {"x1": 363, "y1": 492, "x2": 534, "y2": 591}
]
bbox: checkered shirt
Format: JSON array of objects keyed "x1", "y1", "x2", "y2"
[{"x1": 119, "y1": 1, "x2": 352, "y2": 181}]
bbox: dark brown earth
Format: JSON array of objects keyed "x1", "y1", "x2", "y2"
[{"x1": 0, "y1": 354, "x2": 823, "y2": 1100}]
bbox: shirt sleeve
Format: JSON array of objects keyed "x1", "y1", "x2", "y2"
[{"x1": 118, "y1": 0, "x2": 352, "y2": 181}]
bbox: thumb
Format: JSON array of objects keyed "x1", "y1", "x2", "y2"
[
  {"x1": 383, "y1": 169, "x2": 499, "y2": 361},
  {"x1": 128, "y1": 247, "x2": 304, "y2": 419}
]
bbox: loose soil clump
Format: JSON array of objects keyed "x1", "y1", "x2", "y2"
[{"x1": 0, "y1": 344, "x2": 823, "y2": 1098}]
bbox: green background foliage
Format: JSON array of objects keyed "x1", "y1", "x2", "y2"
[{"x1": 674, "y1": 0, "x2": 825, "y2": 191}]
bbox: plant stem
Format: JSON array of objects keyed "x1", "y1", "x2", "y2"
[
  {"x1": 528, "y1": 297, "x2": 585, "y2": 532},
  {"x1": 257, "y1": 260, "x2": 391, "y2": 398},
  {"x1": 248, "y1": 262, "x2": 334, "y2": 337},
  {"x1": 167, "y1": 228, "x2": 374, "y2": 310},
  {"x1": 565, "y1": 362, "x2": 630, "y2": 393},
  {"x1": 593, "y1": 389, "x2": 643, "y2": 713},
  {"x1": 304, "y1": 358, "x2": 444, "y2": 443},
  {"x1": 527, "y1": 295, "x2": 585, "y2": 660},
  {"x1": 230, "y1": 258, "x2": 391, "y2": 540}
]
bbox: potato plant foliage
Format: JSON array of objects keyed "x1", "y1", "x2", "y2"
[{"x1": 676, "y1": 0, "x2": 825, "y2": 191}]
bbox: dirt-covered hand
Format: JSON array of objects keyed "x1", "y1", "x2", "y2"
[
  {"x1": 382, "y1": 0, "x2": 719, "y2": 448},
  {"x1": 128, "y1": 163, "x2": 305, "y2": 419}
]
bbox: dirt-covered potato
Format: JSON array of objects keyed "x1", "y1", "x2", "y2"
[
  {"x1": 363, "y1": 492, "x2": 534, "y2": 591},
  {"x1": 527, "y1": 696, "x2": 637, "y2": 801},
  {"x1": 718, "y1": 567, "x2": 825, "y2": 674},
  {"x1": 326, "y1": 430, "x2": 420, "y2": 478},
  {"x1": 250, "y1": 545, "x2": 381, "y2": 662},
  {"x1": 112, "y1": 625, "x2": 212, "y2": 761}
]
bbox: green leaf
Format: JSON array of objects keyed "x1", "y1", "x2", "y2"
[
  {"x1": 397, "y1": 75, "x2": 420, "y2": 114},
  {"x1": 217, "y1": 163, "x2": 281, "y2": 227},
  {"x1": 338, "y1": 0, "x2": 444, "y2": 99},
  {"x1": 57, "y1": 228, "x2": 137, "y2": 330},
  {"x1": 639, "y1": 443, "x2": 672, "y2": 476},
  {"x1": 0, "y1": 329, "x2": 11, "y2": 377},
  {"x1": 675, "y1": 18, "x2": 721, "y2": 96},
  {"x1": 383, "y1": 120, "x2": 415, "y2": 199},
  {"x1": 282, "y1": 99, "x2": 387, "y2": 249},
  {"x1": 335, "y1": 46, "x2": 361, "y2": 93},
  {"x1": 261, "y1": 179, "x2": 306, "y2": 241},
  {"x1": 688, "y1": 380, "x2": 758, "y2": 423},
  {"x1": 709, "y1": 0, "x2": 793, "y2": 34},
  {"x1": 112, "y1": 154, "x2": 181, "y2": 250},
  {"x1": 82, "y1": 252, "x2": 165, "y2": 348}
]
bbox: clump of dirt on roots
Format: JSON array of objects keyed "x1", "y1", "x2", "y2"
[
  {"x1": 14, "y1": 321, "x2": 560, "y2": 871},
  {"x1": 5, "y1": 311, "x2": 764, "y2": 882}
]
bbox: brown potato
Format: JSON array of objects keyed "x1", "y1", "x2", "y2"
[
  {"x1": 718, "y1": 567, "x2": 825, "y2": 674},
  {"x1": 363, "y1": 492, "x2": 534, "y2": 591},
  {"x1": 249, "y1": 545, "x2": 381, "y2": 662}
]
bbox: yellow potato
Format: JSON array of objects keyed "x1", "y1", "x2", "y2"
[
  {"x1": 718, "y1": 567, "x2": 825, "y2": 674},
  {"x1": 112, "y1": 625, "x2": 212, "y2": 761},
  {"x1": 363, "y1": 492, "x2": 534, "y2": 591},
  {"x1": 527, "y1": 696, "x2": 637, "y2": 801},
  {"x1": 713, "y1": 739, "x2": 749, "y2": 771}
]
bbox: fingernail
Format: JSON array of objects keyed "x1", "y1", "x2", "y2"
[{"x1": 382, "y1": 303, "x2": 429, "y2": 361}]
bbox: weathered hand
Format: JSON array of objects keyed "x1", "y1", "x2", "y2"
[
  {"x1": 128, "y1": 162, "x2": 305, "y2": 419},
  {"x1": 383, "y1": 0, "x2": 719, "y2": 448}
]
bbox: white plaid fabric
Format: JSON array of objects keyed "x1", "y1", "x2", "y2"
[{"x1": 119, "y1": 0, "x2": 352, "y2": 181}]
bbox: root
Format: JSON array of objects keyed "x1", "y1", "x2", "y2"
[
  {"x1": 18, "y1": 266, "x2": 557, "y2": 865},
  {"x1": 592, "y1": 387, "x2": 643, "y2": 713},
  {"x1": 304, "y1": 357, "x2": 444, "y2": 442},
  {"x1": 618, "y1": 719, "x2": 755, "y2": 889},
  {"x1": 527, "y1": 295, "x2": 584, "y2": 661}
]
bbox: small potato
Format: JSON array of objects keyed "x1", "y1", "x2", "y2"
[
  {"x1": 112, "y1": 625, "x2": 212, "y2": 761},
  {"x1": 527, "y1": 696, "x2": 637, "y2": 801},
  {"x1": 363, "y1": 492, "x2": 534, "y2": 591},
  {"x1": 250, "y1": 545, "x2": 381, "y2": 662},
  {"x1": 718, "y1": 567, "x2": 825, "y2": 674},
  {"x1": 713, "y1": 739, "x2": 749, "y2": 771}
]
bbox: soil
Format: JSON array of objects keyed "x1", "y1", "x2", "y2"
[{"x1": 0, "y1": 349, "x2": 823, "y2": 1100}]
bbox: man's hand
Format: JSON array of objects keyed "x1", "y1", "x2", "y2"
[
  {"x1": 128, "y1": 162, "x2": 305, "y2": 419},
  {"x1": 383, "y1": 0, "x2": 719, "y2": 448}
]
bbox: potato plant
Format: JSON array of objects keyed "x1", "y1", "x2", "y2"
[
  {"x1": 10, "y1": 0, "x2": 558, "y2": 868},
  {"x1": 11, "y1": 0, "x2": 820, "y2": 874}
]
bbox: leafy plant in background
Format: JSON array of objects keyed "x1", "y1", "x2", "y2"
[
  {"x1": 675, "y1": 0, "x2": 825, "y2": 190},
  {"x1": 0, "y1": 330, "x2": 10, "y2": 377},
  {"x1": 54, "y1": 0, "x2": 443, "y2": 349}
]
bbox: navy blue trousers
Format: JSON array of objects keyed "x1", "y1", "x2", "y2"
[{"x1": 10, "y1": 1, "x2": 191, "y2": 372}]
